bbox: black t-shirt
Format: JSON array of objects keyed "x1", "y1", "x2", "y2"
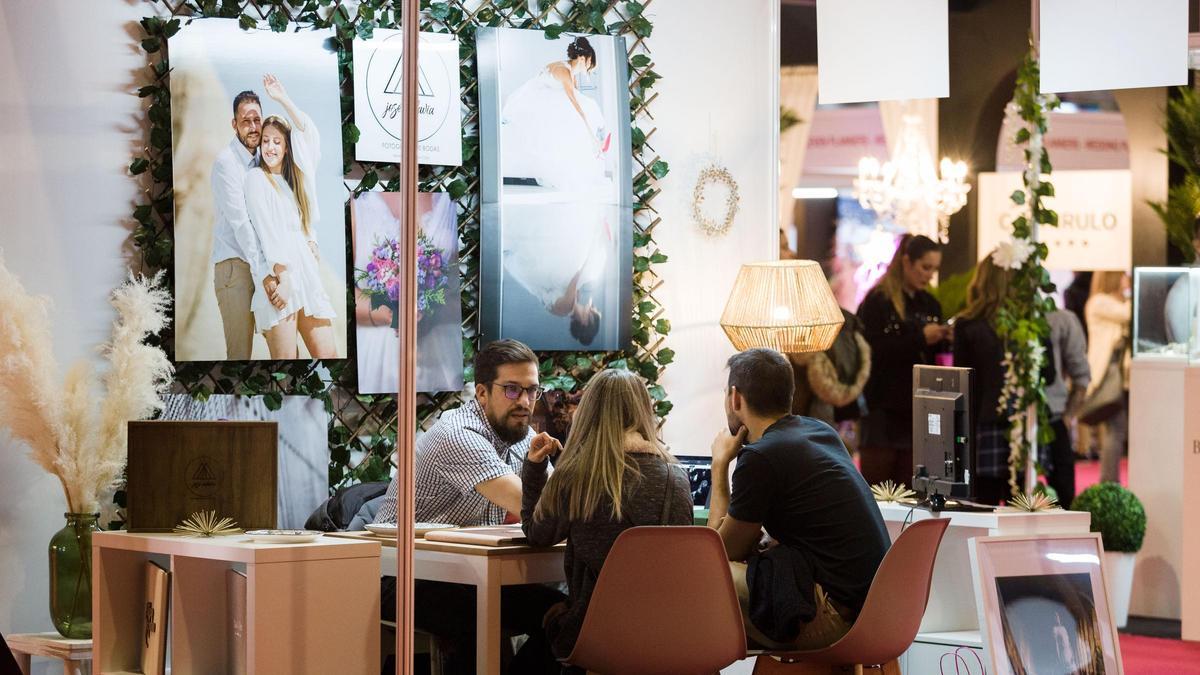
[{"x1": 728, "y1": 415, "x2": 891, "y2": 612}]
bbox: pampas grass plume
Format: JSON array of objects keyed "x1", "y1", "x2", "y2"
[{"x1": 0, "y1": 253, "x2": 173, "y2": 513}]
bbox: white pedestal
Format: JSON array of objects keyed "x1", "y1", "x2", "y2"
[
  {"x1": 1128, "y1": 358, "x2": 1200, "y2": 625},
  {"x1": 1183, "y1": 367, "x2": 1200, "y2": 641}
]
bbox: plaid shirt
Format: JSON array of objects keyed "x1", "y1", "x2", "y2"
[{"x1": 374, "y1": 400, "x2": 532, "y2": 526}]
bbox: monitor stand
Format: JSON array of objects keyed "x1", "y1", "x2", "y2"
[{"x1": 915, "y1": 494, "x2": 996, "y2": 514}]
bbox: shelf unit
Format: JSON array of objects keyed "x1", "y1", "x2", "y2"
[{"x1": 92, "y1": 532, "x2": 381, "y2": 675}]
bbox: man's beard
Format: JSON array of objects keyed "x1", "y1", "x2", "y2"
[
  {"x1": 488, "y1": 408, "x2": 531, "y2": 444},
  {"x1": 238, "y1": 131, "x2": 260, "y2": 153}
]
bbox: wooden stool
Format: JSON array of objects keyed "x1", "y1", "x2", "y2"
[{"x1": 5, "y1": 633, "x2": 92, "y2": 675}]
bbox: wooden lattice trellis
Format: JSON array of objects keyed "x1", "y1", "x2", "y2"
[{"x1": 133, "y1": 0, "x2": 671, "y2": 493}]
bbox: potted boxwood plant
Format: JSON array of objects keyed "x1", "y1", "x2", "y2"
[{"x1": 1072, "y1": 482, "x2": 1147, "y2": 628}]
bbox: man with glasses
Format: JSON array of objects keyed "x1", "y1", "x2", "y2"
[{"x1": 375, "y1": 338, "x2": 562, "y2": 673}]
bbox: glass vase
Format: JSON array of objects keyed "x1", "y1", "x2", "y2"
[{"x1": 48, "y1": 512, "x2": 100, "y2": 639}]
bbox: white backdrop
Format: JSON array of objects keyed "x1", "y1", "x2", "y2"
[
  {"x1": 0, "y1": 2, "x2": 168, "y2": 668},
  {"x1": 649, "y1": 0, "x2": 780, "y2": 458}
]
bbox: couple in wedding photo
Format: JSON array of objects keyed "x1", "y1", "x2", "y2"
[{"x1": 210, "y1": 74, "x2": 336, "y2": 360}]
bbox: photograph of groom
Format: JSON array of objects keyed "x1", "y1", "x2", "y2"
[{"x1": 170, "y1": 19, "x2": 347, "y2": 361}]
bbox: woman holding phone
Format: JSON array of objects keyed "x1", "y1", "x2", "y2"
[{"x1": 856, "y1": 234, "x2": 950, "y2": 487}]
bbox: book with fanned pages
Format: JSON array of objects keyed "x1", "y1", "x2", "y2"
[
  {"x1": 227, "y1": 569, "x2": 247, "y2": 675},
  {"x1": 422, "y1": 524, "x2": 528, "y2": 546},
  {"x1": 141, "y1": 561, "x2": 169, "y2": 675}
]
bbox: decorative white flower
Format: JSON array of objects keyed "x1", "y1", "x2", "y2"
[{"x1": 992, "y1": 237, "x2": 1035, "y2": 270}]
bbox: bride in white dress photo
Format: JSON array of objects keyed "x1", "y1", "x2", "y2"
[
  {"x1": 244, "y1": 74, "x2": 337, "y2": 359},
  {"x1": 500, "y1": 36, "x2": 612, "y2": 195}
]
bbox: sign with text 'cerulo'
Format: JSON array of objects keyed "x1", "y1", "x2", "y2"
[
  {"x1": 976, "y1": 170, "x2": 1131, "y2": 272},
  {"x1": 353, "y1": 30, "x2": 462, "y2": 166}
]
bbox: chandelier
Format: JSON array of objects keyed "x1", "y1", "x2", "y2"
[{"x1": 853, "y1": 115, "x2": 970, "y2": 243}]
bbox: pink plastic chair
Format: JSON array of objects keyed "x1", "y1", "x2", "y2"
[
  {"x1": 752, "y1": 517, "x2": 950, "y2": 675},
  {"x1": 564, "y1": 526, "x2": 747, "y2": 675}
]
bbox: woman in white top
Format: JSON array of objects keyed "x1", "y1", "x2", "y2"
[
  {"x1": 500, "y1": 36, "x2": 610, "y2": 195},
  {"x1": 244, "y1": 74, "x2": 336, "y2": 359},
  {"x1": 1085, "y1": 271, "x2": 1132, "y2": 484}
]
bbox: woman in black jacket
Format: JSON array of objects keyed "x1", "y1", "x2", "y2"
[
  {"x1": 857, "y1": 234, "x2": 949, "y2": 486},
  {"x1": 952, "y1": 255, "x2": 1014, "y2": 505}
]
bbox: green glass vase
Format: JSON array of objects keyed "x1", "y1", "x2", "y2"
[{"x1": 48, "y1": 512, "x2": 100, "y2": 639}]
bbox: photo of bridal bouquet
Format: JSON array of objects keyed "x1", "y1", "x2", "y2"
[{"x1": 355, "y1": 232, "x2": 450, "y2": 328}]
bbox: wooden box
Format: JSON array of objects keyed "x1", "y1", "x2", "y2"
[{"x1": 127, "y1": 420, "x2": 278, "y2": 532}]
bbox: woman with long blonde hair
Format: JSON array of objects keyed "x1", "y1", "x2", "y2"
[
  {"x1": 1085, "y1": 270, "x2": 1131, "y2": 483},
  {"x1": 953, "y1": 254, "x2": 1015, "y2": 504},
  {"x1": 243, "y1": 74, "x2": 337, "y2": 359},
  {"x1": 521, "y1": 368, "x2": 692, "y2": 663}
]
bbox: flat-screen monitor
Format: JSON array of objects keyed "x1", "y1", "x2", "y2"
[
  {"x1": 911, "y1": 364, "x2": 973, "y2": 507},
  {"x1": 675, "y1": 455, "x2": 713, "y2": 507}
]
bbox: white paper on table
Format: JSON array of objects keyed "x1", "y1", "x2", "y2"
[
  {"x1": 816, "y1": 0, "x2": 948, "y2": 104},
  {"x1": 1039, "y1": 0, "x2": 1188, "y2": 94}
]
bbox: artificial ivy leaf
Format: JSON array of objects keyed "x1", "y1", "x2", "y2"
[
  {"x1": 654, "y1": 318, "x2": 671, "y2": 334},
  {"x1": 588, "y1": 10, "x2": 606, "y2": 33},
  {"x1": 1010, "y1": 190, "x2": 1025, "y2": 205},
  {"x1": 626, "y1": 1, "x2": 645, "y2": 17},
  {"x1": 630, "y1": 54, "x2": 651, "y2": 68},
  {"x1": 141, "y1": 37, "x2": 162, "y2": 54},
  {"x1": 648, "y1": 385, "x2": 666, "y2": 401},
  {"x1": 268, "y1": 9, "x2": 288, "y2": 33},
  {"x1": 129, "y1": 158, "x2": 150, "y2": 175},
  {"x1": 634, "y1": 256, "x2": 650, "y2": 273},
  {"x1": 649, "y1": 251, "x2": 668, "y2": 264},
  {"x1": 1014, "y1": 127, "x2": 1030, "y2": 144},
  {"x1": 263, "y1": 392, "x2": 284, "y2": 411},
  {"x1": 164, "y1": 18, "x2": 182, "y2": 38},
  {"x1": 360, "y1": 171, "x2": 379, "y2": 191},
  {"x1": 655, "y1": 348, "x2": 675, "y2": 365},
  {"x1": 544, "y1": 24, "x2": 566, "y2": 40},
  {"x1": 238, "y1": 13, "x2": 257, "y2": 30},
  {"x1": 448, "y1": 179, "x2": 469, "y2": 200},
  {"x1": 343, "y1": 123, "x2": 361, "y2": 146},
  {"x1": 649, "y1": 160, "x2": 669, "y2": 179}
]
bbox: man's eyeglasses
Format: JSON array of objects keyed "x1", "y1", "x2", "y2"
[{"x1": 491, "y1": 382, "x2": 544, "y2": 401}]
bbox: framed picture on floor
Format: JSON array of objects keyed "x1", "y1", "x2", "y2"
[
  {"x1": 476, "y1": 27, "x2": 633, "y2": 352},
  {"x1": 969, "y1": 533, "x2": 1124, "y2": 675}
]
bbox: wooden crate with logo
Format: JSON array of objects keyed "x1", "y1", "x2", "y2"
[{"x1": 126, "y1": 420, "x2": 278, "y2": 532}]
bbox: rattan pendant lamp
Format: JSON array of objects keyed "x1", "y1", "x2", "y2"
[{"x1": 719, "y1": 260, "x2": 844, "y2": 353}]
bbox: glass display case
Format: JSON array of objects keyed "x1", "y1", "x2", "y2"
[{"x1": 1133, "y1": 266, "x2": 1200, "y2": 361}]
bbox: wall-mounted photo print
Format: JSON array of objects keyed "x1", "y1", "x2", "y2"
[
  {"x1": 477, "y1": 27, "x2": 633, "y2": 352},
  {"x1": 351, "y1": 191, "x2": 464, "y2": 394},
  {"x1": 352, "y1": 29, "x2": 463, "y2": 166},
  {"x1": 170, "y1": 19, "x2": 347, "y2": 362}
]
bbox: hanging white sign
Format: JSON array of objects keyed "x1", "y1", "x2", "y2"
[
  {"x1": 1040, "y1": 0, "x2": 1187, "y2": 94},
  {"x1": 816, "y1": 0, "x2": 948, "y2": 104},
  {"x1": 352, "y1": 30, "x2": 462, "y2": 166},
  {"x1": 976, "y1": 170, "x2": 1131, "y2": 272}
]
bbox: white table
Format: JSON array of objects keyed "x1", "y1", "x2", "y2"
[
  {"x1": 329, "y1": 531, "x2": 566, "y2": 675},
  {"x1": 93, "y1": 532, "x2": 380, "y2": 675}
]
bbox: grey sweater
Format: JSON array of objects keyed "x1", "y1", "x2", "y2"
[
  {"x1": 1047, "y1": 309, "x2": 1092, "y2": 416},
  {"x1": 521, "y1": 447, "x2": 693, "y2": 659}
]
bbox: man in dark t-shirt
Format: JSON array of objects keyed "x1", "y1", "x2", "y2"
[{"x1": 707, "y1": 348, "x2": 890, "y2": 650}]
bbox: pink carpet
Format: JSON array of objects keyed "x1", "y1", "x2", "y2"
[
  {"x1": 1074, "y1": 457, "x2": 1128, "y2": 495},
  {"x1": 1120, "y1": 634, "x2": 1200, "y2": 674}
]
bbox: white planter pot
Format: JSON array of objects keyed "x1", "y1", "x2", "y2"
[{"x1": 1104, "y1": 551, "x2": 1137, "y2": 629}]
